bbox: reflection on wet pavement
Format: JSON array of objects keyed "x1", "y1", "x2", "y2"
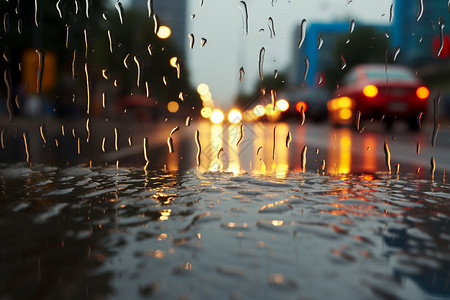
[{"x1": 1, "y1": 164, "x2": 449, "y2": 299}]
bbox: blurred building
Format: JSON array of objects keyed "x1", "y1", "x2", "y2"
[
  {"x1": 131, "y1": 0, "x2": 188, "y2": 57},
  {"x1": 392, "y1": 0, "x2": 449, "y2": 65}
]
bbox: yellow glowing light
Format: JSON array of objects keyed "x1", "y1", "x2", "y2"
[
  {"x1": 202, "y1": 99, "x2": 214, "y2": 108},
  {"x1": 253, "y1": 105, "x2": 265, "y2": 117},
  {"x1": 169, "y1": 57, "x2": 178, "y2": 68},
  {"x1": 275, "y1": 99, "x2": 289, "y2": 112},
  {"x1": 201, "y1": 107, "x2": 212, "y2": 119},
  {"x1": 228, "y1": 109, "x2": 242, "y2": 123},
  {"x1": 197, "y1": 83, "x2": 210, "y2": 95},
  {"x1": 363, "y1": 84, "x2": 378, "y2": 98},
  {"x1": 167, "y1": 101, "x2": 179, "y2": 113},
  {"x1": 416, "y1": 86, "x2": 429, "y2": 99},
  {"x1": 337, "y1": 96, "x2": 353, "y2": 108},
  {"x1": 339, "y1": 108, "x2": 353, "y2": 120},
  {"x1": 210, "y1": 110, "x2": 224, "y2": 124},
  {"x1": 156, "y1": 26, "x2": 171, "y2": 39},
  {"x1": 200, "y1": 92, "x2": 212, "y2": 102},
  {"x1": 295, "y1": 101, "x2": 307, "y2": 113},
  {"x1": 265, "y1": 104, "x2": 278, "y2": 116}
]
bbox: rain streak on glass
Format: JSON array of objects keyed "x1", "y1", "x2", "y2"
[
  {"x1": 259, "y1": 47, "x2": 265, "y2": 80},
  {"x1": 237, "y1": 124, "x2": 244, "y2": 146},
  {"x1": 34, "y1": 0, "x2": 39, "y2": 27},
  {"x1": 195, "y1": 130, "x2": 201, "y2": 166},
  {"x1": 298, "y1": 19, "x2": 307, "y2": 49},
  {"x1": 115, "y1": 1, "x2": 124, "y2": 24},
  {"x1": 303, "y1": 56, "x2": 309, "y2": 81},
  {"x1": 85, "y1": 0, "x2": 90, "y2": 18},
  {"x1": 274, "y1": 69, "x2": 278, "y2": 78},
  {"x1": 416, "y1": 0, "x2": 423, "y2": 21},
  {"x1": 384, "y1": 138, "x2": 392, "y2": 173},
  {"x1": 349, "y1": 19, "x2": 355, "y2": 33},
  {"x1": 65, "y1": 25, "x2": 70, "y2": 48},
  {"x1": 107, "y1": 30, "x2": 113, "y2": 53},
  {"x1": 153, "y1": 14, "x2": 159, "y2": 34},
  {"x1": 341, "y1": 54, "x2": 346, "y2": 69},
  {"x1": 134, "y1": 56, "x2": 141, "y2": 87},
  {"x1": 3, "y1": 68, "x2": 12, "y2": 122},
  {"x1": 56, "y1": 0, "x2": 63, "y2": 18},
  {"x1": 200, "y1": 38, "x2": 207, "y2": 47},
  {"x1": 389, "y1": 4, "x2": 394, "y2": 23},
  {"x1": 432, "y1": 93, "x2": 440, "y2": 147},
  {"x1": 437, "y1": 17, "x2": 445, "y2": 57},
  {"x1": 239, "y1": 1, "x2": 249, "y2": 37},
  {"x1": 147, "y1": 0, "x2": 153, "y2": 17},
  {"x1": 239, "y1": 67, "x2": 245, "y2": 82},
  {"x1": 393, "y1": 46, "x2": 400, "y2": 61},
  {"x1": 188, "y1": 34, "x2": 195, "y2": 50},
  {"x1": 286, "y1": 132, "x2": 292, "y2": 148},
  {"x1": 317, "y1": 34, "x2": 323, "y2": 50},
  {"x1": 268, "y1": 17, "x2": 276, "y2": 38},
  {"x1": 301, "y1": 146, "x2": 307, "y2": 172}
]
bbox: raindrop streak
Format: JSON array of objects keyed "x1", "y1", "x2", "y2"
[
  {"x1": 128, "y1": 137, "x2": 132, "y2": 146},
  {"x1": 437, "y1": 17, "x2": 445, "y2": 57},
  {"x1": 259, "y1": 47, "x2": 265, "y2": 80},
  {"x1": 102, "y1": 137, "x2": 106, "y2": 152},
  {"x1": 115, "y1": 1, "x2": 124, "y2": 24},
  {"x1": 217, "y1": 148, "x2": 223, "y2": 160},
  {"x1": 77, "y1": 138, "x2": 81, "y2": 154},
  {"x1": 102, "y1": 93, "x2": 106, "y2": 108},
  {"x1": 431, "y1": 157, "x2": 436, "y2": 181},
  {"x1": 23, "y1": 132, "x2": 30, "y2": 163},
  {"x1": 176, "y1": 61, "x2": 181, "y2": 79},
  {"x1": 417, "y1": 111, "x2": 423, "y2": 129},
  {"x1": 39, "y1": 124, "x2": 46, "y2": 144},
  {"x1": 416, "y1": 0, "x2": 423, "y2": 21},
  {"x1": 114, "y1": 128, "x2": 119, "y2": 151},
  {"x1": 431, "y1": 93, "x2": 440, "y2": 147},
  {"x1": 301, "y1": 146, "x2": 307, "y2": 172},
  {"x1": 143, "y1": 137, "x2": 149, "y2": 163},
  {"x1": 195, "y1": 130, "x2": 201, "y2": 166},
  {"x1": 389, "y1": 4, "x2": 394, "y2": 23},
  {"x1": 271, "y1": 89, "x2": 276, "y2": 110},
  {"x1": 239, "y1": 1, "x2": 248, "y2": 37},
  {"x1": 162, "y1": 76, "x2": 168, "y2": 86},
  {"x1": 134, "y1": 56, "x2": 141, "y2": 87},
  {"x1": 147, "y1": 44, "x2": 153, "y2": 56},
  {"x1": 341, "y1": 54, "x2": 346, "y2": 69},
  {"x1": 257, "y1": 146, "x2": 263, "y2": 156},
  {"x1": 86, "y1": 118, "x2": 90, "y2": 142},
  {"x1": 356, "y1": 111, "x2": 361, "y2": 131},
  {"x1": 299, "y1": 106, "x2": 305, "y2": 126},
  {"x1": 416, "y1": 142, "x2": 420, "y2": 154},
  {"x1": 3, "y1": 12, "x2": 9, "y2": 33},
  {"x1": 147, "y1": 0, "x2": 153, "y2": 17},
  {"x1": 239, "y1": 67, "x2": 245, "y2": 82},
  {"x1": 185, "y1": 116, "x2": 191, "y2": 127},
  {"x1": 393, "y1": 46, "x2": 400, "y2": 61},
  {"x1": 3, "y1": 69, "x2": 13, "y2": 123},
  {"x1": 75, "y1": 0, "x2": 79, "y2": 14},
  {"x1": 268, "y1": 17, "x2": 275, "y2": 38},
  {"x1": 18, "y1": 19, "x2": 22, "y2": 34},
  {"x1": 35, "y1": 49, "x2": 45, "y2": 94},
  {"x1": 179, "y1": 92, "x2": 184, "y2": 101},
  {"x1": 56, "y1": 0, "x2": 63, "y2": 18},
  {"x1": 449, "y1": 0, "x2": 450, "y2": 13},
  {"x1": 85, "y1": 63, "x2": 91, "y2": 114},
  {"x1": 34, "y1": 0, "x2": 39, "y2": 27},
  {"x1": 107, "y1": 30, "x2": 113, "y2": 53},
  {"x1": 321, "y1": 159, "x2": 326, "y2": 171},
  {"x1": 272, "y1": 0, "x2": 277, "y2": 6},
  {"x1": 167, "y1": 137, "x2": 175, "y2": 153},
  {"x1": 146, "y1": 81, "x2": 150, "y2": 97},
  {"x1": 317, "y1": 34, "x2": 323, "y2": 50},
  {"x1": 84, "y1": 29, "x2": 89, "y2": 58},
  {"x1": 298, "y1": 19, "x2": 307, "y2": 49},
  {"x1": 85, "y1": 0, "x2": 90, "y2": 18},
  {"x1": 272, "y1": 126, "x2": 276, "y2": 160},
  {"x1": 188, "y1": 34, "x2": 195, "y2": 50},
  {"x1": 237, "y1": 124, "x2": 244, "y2": 146},
  {"x1": 200, "y1": 38, "x2": 207, "y2": 47},
  {"x1": 153, "y1": 14, "x2": 159, "y2": 34},
  {"x1": 303, "y1": 56, "x2": 309, "y2": 81},
  {"x1": 395, "y1": 163, "x2": 400, "y2": 174},
  {"x1": 384, "y1": 138, "x2": 391, "y2": 173},
  {"x1": 123, "y1": 53, "x2": 130, "y2": 69},
  {"x1": 349, "y1": 19, "x2": 355, "y2": 33},
  {"x1": 286, "y1": 132, "x2": 291, "y2": 148},
  {"x1": 0, "y1": 129, "x2": 4, "y2": 149},
  {"x1": 66, "y1": 25, "x2": 70, "y2": 48},
  {"x1": 72, "y1": 50, "x2": 76, "y2": 80},
  {"x1": 274, "y1": 69, "x2": 278, "y2": 78},
  {"x1": 102, "y1": 69, "x2": 110, "y2": 80}
]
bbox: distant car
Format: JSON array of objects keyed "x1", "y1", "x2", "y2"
[
  {"x1": 278, "y1": 87, "x2": 330, "y2": 122},
  {"x1": 328, "y1": 64, "x2": 430, "y2": 130}
]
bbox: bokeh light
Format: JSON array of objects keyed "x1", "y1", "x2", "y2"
[
  {"x1": 210, "y1": 110, "x2": 224, "y2": 124},
  {"x1": 276, "y1": 99, "x2": 289, "y2": 112},
  {"x1": 156, "y1": 26, "x2": 171, "y2": 39},
  {"x1": 228, "y1": 109, "x2": 242, "y2": 124},
  {"x1": 167, "y1": 101, "x2": 179, "y2": 113},
  {"x1": 197, "y1": 83, "x2": 210, "y2": 95}
]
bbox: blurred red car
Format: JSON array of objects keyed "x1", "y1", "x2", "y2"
[{"x1": 328, "y1": 64, "x2": 430, "y2": 130}]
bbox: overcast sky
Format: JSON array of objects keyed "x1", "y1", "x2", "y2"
[{"x1": 185, "y1": 0, "x2": 393, "y2": 107}]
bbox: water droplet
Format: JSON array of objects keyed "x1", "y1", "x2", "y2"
[
  {"x1": 431, "y1": 93, "x2": 440, "y2": 147},
  {"x1": 72, "y1": 49, "x2": 77, "y2": 80},
  {"x1": 317, "y1": 34, "x2": 323, "y2": 50},
  {"x1": 178, "y1": 92, "x2": 184, "y2": 101},
  {"x1": 298, "y1": 19, "x2": 307, "y2": 49},
  {"x1": 102, "y1": 68, "x2": 110, "y2": 80},
  {"x1": 195, "y1": 130, "x2": 201, "y2": 166},
  {"x1": 185, "y1": 116, "x2": 191, "y2": 127},
  {"x1": 123, "y1": 53, "x2": 130, "y2": 69},
  {"x1": 257, "y1": 146, "x2": 263, "y2": 156},
  {"x1": 299, "y1": 105, "x2": 305, "y2": 126},
  {"x1": 393, "y1": 46, "x2": 400, "y2": 61},
  {"x1": 167, "y1": 137, "x2": 174, "y2": 153},
  {"x1": 286, "y1": 132, "x2": 291, "y2": 148},
  {"x1": 259, "y1": 47, "x2": 265, "y2": 80},
  {"x1": 86, "y1": 118, "x2": 90, "y2": 142},
  {"x1": 128, "y1": 137, "x2": 132, "y2": 146},
  {"x1": 115, "y1": 1, "x2": 124, "y2": 24},
  {"x1": 114, "y1": 128, "x2": 119, "y2": 151},
  {"x1": 162, "y1": 76, "x2": 168, "y2": 86},
  {"x1": 35, "y1": 49, "x2": 45, "y2": 94},
  {"x1": 349, "y1": 19, "x2": 355, "y2": 33},
  {"x1": 430, "y1": 157, "x2": 436, "y2": 181},
  {"x1": 191, "y1": 14, "x2": 195, "y2": 19},
  {"x1": 437, "y1": 17, "x2": 445, "y2": 57},
  {"x1": 107, "y1": 30, "x2": 113, "y2": 53},
  {"x1": 238, "y1": 1, "x2": 248, "y2": 37},
  {"x1": 85, "y1": 63, "x2": 91, "y2": 114},
  {"x1": 239, "y1": 67, "x2": 245, "y2": 82},
  {"x1": 301, "y1": 146, "x2": 307, "y2": 172},
  {"x1": 385, "y1": 32, "x2": 390, "y2": 38},
  {"x1": 143, "y1": 137, "x2": 149, "y2": 162},
  {"x1": 176, "y1": 61, "x2": 181, "y2": 79},
  {"x1": 23, "y1": 132, "x2": 30, "y2": 163},
  {"x1": 200, "y1": 37, "x2": 207, "y2": 47},
  {"x1": 61, "y1": 125, "x2": 65, "y2": 136},
  {"x1": 268, "y1": 17, "x2": 275, "y2": 38},
  {"x1": 170, "y1": 126, "x2": 180, "y2": 136},
  {"x1": 74, "y1": 0, "x2": 79, "y2": 14},
  {"x1": 416, "y1": 142, "x2": 420, "y2": 154},
  {"x1": 417, "y1": 111, "x2": 423, "y2": 129},
  {"x1": 147, "y1": 0, "x2": 153, "y2": 17},
  {"x1": 389, "y1": 4, "x2": 394, "y2": 23},
  {"x1": 416, "y1": 0, "x2": 423, "y2": 21},
  {"x1": 40, "y1": 124, "x2": 47, "y2": 145},
  {"x1": 236, "y1": 124, "x2": 244, "y2": 146},
  {"x1": 272, "y1": 0, "x2": 277, "y2": 6},
  {"x1": 356, "y1": 111, "x2": 361, "y2": 131},
  {"x1": 102, "y1": 12, "x2": 108, "y2": 20},
  {"x1": 383, "y1": 138, "x2": 391, "y2": 173},
  {"x1": 303, "y1": 56, "x2": 309, "y2": 81},
  {"x1": 34, "y1": 0, "x2": 39, "y2": 27},
  {"x1": 134, "y1": 56, "x2": 141, "y2": 87},
  {"x1": 186, "y1": 33, "x2": 196, "y2": 51},
  {"x1": 84, "y1": 29, "x2": 89, "y2": 58},
  {"x1": 85, "y1": 0, "x2": 90, "y2": 18},
  {"x1": 274, "y1": 69, "x2": 278, "y2": 78},
  {"x1": 321, "y1": 158, "x2": 326, "y2": 171},
  {"x1": 153, "y1": 14, "x2": 159, "y2": 34},
  {"x1": 102, "y1": 92, "x2": 106, "y2": 108},
  {"x1": 340, "y1": 54, "x2": 346, "y2": 69},
  {"x1": 272, "y1": 126, "x2": 276, "y2": 160},
  {"x1": 3, "y1": 68, "x2": 13, "y2": 123},
  {"x1": 17, "y1": 18, "x2": 22, "y2": 34},
  {"x1": 0, "y1": 129, "x2": 5, "y2": 149}
]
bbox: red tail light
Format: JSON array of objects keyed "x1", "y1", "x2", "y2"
[
  {"x1": 363, "y1": 85, "x2": 378, "y2": 98},
  {"x1": 416, "y1": 86, "x2": 429, "y2": 99},
  {"x1": 296, "y1": 101, "x2": 307, "y2": 113}
]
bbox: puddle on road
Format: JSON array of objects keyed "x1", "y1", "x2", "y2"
[{"x1": 1, "y1": 164, "x2": 449, "y2": 299}]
